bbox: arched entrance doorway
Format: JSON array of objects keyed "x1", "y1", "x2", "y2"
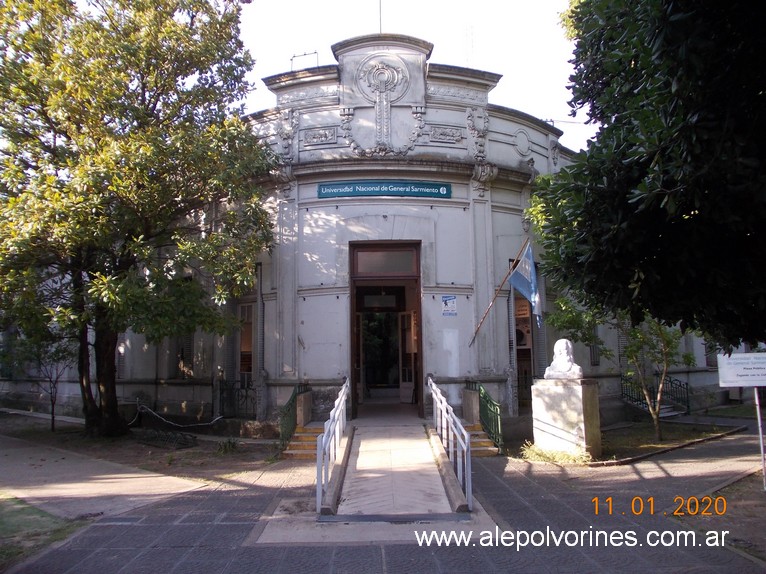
[{"x1": 350, "y1": 242, "x2": 423, "y2": 418}]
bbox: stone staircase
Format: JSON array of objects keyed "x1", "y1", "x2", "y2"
[
  {"x1": 464, "y1": 423, "x2": 501, "y2": 457},
  {"x1": 657, "y1": 404, "x2": 685, "y2": 418},
  {"x1": 283, "y1": 422, "x2": 500, "y2": 459},
  {"x1": 624, "y1": 400, "x2": 686, "y2": 419},
  {"x1": 281, "y1": 424, "x2": 323, "y2": 460}
]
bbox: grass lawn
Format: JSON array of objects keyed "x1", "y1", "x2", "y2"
[
  {"x1": 515, "y1": 420, "x2": 738, "y2": 465},
  {"x1": 599, "y1": 420, "x2": 733, "y2": 461},
  {"x1": 0, "y1": 493, "x2": 84, "y2": 572},
  {"x1": 704, "y1": 404, "x2": 766, "y2": 419}
]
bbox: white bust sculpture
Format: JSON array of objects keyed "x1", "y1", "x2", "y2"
[{"x1": 544, "y1": 339, "x2": 583, "y2": 379}]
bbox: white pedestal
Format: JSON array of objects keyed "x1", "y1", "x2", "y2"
[{"x1": 532, "y1": 378, "x2": 601, "y2": 458}]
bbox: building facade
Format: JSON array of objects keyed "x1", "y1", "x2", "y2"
[
  {"x1": 246, "y1": 34, "x2": 564, "y2": 420},
  {"x1": 1, "y1": 34, "x2": 729, "y2": 428}
]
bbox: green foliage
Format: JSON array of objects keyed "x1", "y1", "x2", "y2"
[
  {"x1": 535, "y1": 0, "x2": 766, "y2": 348},
  {"x1": 216, "y1": 437, "x2": 239, "y2": 454},
  {"x1": 616, "y1": 314, "x2": 695, "y2": 384},
  {"x1": 0, "y1": 0, "x2": 275, "y2": 434},
  {"x1": 543, "y1": 296, "x2": 613, "y2": 362},
  {"x1": 542, "y1": 289, "x2": 695, "y2": 440}
]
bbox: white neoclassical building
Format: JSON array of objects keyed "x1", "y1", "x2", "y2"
[
  {"x1": 243, "y1": 33, "x2": 565, "y2": 420},
  {"x1": 2, "y1": 34, "x2": 726, "y2": 431}
]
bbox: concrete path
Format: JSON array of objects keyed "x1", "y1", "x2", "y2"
[
  {"x1": 0, "y1": 434, "x2": 205, "y2": 520},
  {"x1": 1, "y1": 411, "x2": 764, "y2": 574},
  {"x1": 336, "y1": 406, "x2": 452, "y2": 516},
  {"x1": 251, "y1": 401, "x2": 497, "y2": 545}
]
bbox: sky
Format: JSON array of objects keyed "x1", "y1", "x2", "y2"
[{"x1": 238, "y1": 0, "x2": 598, "y2": 151}]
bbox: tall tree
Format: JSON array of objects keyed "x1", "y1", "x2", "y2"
[
  {"x1": 534, "y1": 0, "x2": 766, "y2": 348},
  {"x1": 0, "y1": 0, "x2": 275, "y2": 435}
]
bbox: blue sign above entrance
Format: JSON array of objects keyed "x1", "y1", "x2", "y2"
[{"x1": 318, "y1": 181, "x2": 452, "y2": 199}]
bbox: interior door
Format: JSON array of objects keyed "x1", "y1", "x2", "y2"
[
  {"x1": 399, "y1": 311, "x2": 416, "y2": 403},
  {"x1": 354, "y1": 312, "x2": 364, "y2": 410}
]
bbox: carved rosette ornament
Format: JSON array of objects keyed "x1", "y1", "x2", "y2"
[
  {"x1": 358, "y1": 57, "x2": 408, "y2": 147},
  {"x1": 341, "y1": 54, "x2": 425, "y2": 157}
]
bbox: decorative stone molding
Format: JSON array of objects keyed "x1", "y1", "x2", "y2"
[
  {"x1": 429, "y1": 125, "x2": 464, "y2": 144},
  {"x1": 526, "y1": 157, "x2": 537, "y2": 184},
  {"x1": 550, "y1": 141, "x2": 560, "y2": 166},
  {"x1": 359, "y1": 55, "x2": 409, "y2": 148},
  {"x1": 471, "y1": 162, "x2": 498, "y2": 198},
  {"x1": 303, "y1": 127, "x2": 337, "y2": 146},
  {"x1": 466, "y1": 107, "x2": 489, "y2": 162},
  {"x1": 341, "y1": 105, "x2": 426, "y2": 157},
  {"x1": 276, "y1": 84, "x2": 338, "y2": 106},
  {"x1": 335, "y1": 53, "x2": 427, "y2": 158},
  {"x1": 427, "y1": 84, "x2": 487, "y2": 105},
  {"x1": 274, "y1": 164, "x2": 296, "y2": 199},
  {"x1": 276, "y1": 109, "x2": 298, "y2": 165},
  {"x1": 512, "y1": 129, "x2": 532, "y2": 156}
]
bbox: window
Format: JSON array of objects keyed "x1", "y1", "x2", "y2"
[
  {"x1": 704, "y1": 339, "x2": 719, "y2": 368},
  {"x1": 239, "y1": 303, "x2": 255, "y2": 387},
  {"x1": 351, "y1": 243, "x2": 419, "y2": 278},
  {"x1": 174, "y1": 333, "x2": 194, "y2": 379}
]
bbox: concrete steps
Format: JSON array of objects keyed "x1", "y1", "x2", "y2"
[
  {"x1": 624, "y1": 400, "x2": 686, "y2": 419},
  {"x1": 283, "y1": 422, "x2": 502, "y2": 459},
  {"x1": 464, "y1": 423, "x2": 501, "y2": 457},
  {"x1": 281, "y1": 425, "x2": 322, "y2": 460}
]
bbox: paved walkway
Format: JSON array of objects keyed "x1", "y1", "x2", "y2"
[
  {"x1": 1, "y1": 409, "x2": 764, "y2": 574},
  {"x1": 337, "y1": 403, "x2": 452, "y2": 517},
  {"x1": 251, "y1": 402, "x2": 495, "y2": 545},
  {"x1": 0, "y1": 434, "x2": 205, "y2": 520}
]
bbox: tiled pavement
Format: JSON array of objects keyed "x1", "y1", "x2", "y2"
[
  {"x1": 4, "y1": 411, "x2": 766, "y2": 574},
  {"x1": 336, "y1": 422, "x2": 452, "y2": 516}
]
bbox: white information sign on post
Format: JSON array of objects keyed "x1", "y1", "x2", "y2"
[
  {"x1": 718, "y1": 353, "x2": 766, "y2": 387},
  {"x1": 718, "y1": 353, "x2": 766, "y2": 492}
]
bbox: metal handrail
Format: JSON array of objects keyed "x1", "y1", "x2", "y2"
[
  {"x1": 316, "y1": 376, "x2": 350, "y2": 513},
  {"x1": 660, "y1": 374, "x2": 691, "y2": 414},
  {"x1": 620, "y1": 375, "x2": 646, "y2": 407},
  {"x1": 465, "y1": 380, "x2": 503, "y2": 449},
  {"x1": 478, "y1": 385, "x2": 504, "y2": 449},
  {"x1": 620, "y1": 374, "x2": 690, "y2": 414},
  {"x1": 279, "y1": 382, "x2": 311, "y2": 449},
  {"x1": 428, "y1": 375, "x2": 472, "y2": 511}
]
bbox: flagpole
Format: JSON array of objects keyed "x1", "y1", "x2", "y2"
[
  {"x1": 469, "y1": 237, "x2": 530, "y2": 347},
  {"x1": 507, "y1": 287, "x2": 519, "y2": 416}
]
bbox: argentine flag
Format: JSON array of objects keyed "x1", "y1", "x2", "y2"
[{"x1": 509, "y1": 242, "x2": 541, "y2": 322}]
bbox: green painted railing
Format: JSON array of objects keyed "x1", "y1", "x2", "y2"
[
  {"x1": 466, "y1": 381, "x2": 503, "y2": 449},
  {"x1": 659, "y1": 374, "x2": 691, "y2": 414},
  {"x1": 279, "y1": 382, "x2": 311, "y2": 449},
  {"x1": 620, "y1": 374, "x2": 690, "y2": 414}
]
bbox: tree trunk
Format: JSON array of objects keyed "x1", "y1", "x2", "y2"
[
  {"x1": 94, "y1": 306, "x2": 128, "y2": 437},
  {"x1": 651, "y1": 410, "x2": 663, "y2": 442},
  {"x1": 49, "y1": 384, "x2": 56, "y2": 433},
  {"x1": 640, "y1": 380, "x2": 663, "y2": 442},
  {"x1": 72, "y1": 263, "x2": 100, "y2": 434},
  {"x1": 654, "y1": 375, "x2": 666, "y2": 442}
]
